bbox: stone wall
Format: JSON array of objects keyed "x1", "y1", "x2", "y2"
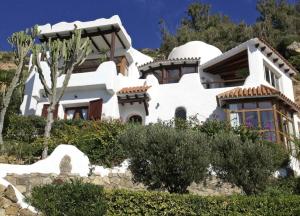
[
  {"x1": 4, "y1": 172, "x2": 241, "y2": 197},
  {"x1": 0, "y1": 185, "x2": 38, "y2": 216}
]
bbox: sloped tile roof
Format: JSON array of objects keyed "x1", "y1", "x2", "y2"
[
  {"x1": 118, "y1": 85, "x2": 151, "y2": 94},
  {"x1": 217, "y1": 85, "x2": 300, "y2": 112}
]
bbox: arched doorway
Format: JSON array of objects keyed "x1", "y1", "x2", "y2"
[
  {"x1": 175, "y1": 107, "x2": 187, "y2": 120},
  {"x1": 128, "y1": 115, "x2": 143, "y2": 124}
]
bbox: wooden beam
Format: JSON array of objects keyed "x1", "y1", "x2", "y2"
[
  {"x1": 116, "y1": 31, "x2": 126, "y2": 49},
  {"x1": 83, "y1": 29, "x2": 101, "y2": 52},
  {"x1": 260, "y1": 46, "x2": 266, "y2": 51},
  {"x1": 39, "y1": 26, "x2": 121, "y2": 42},
  {"x1": 143, "y1": 100, "x2": 149, "y2": 116},
  {"x1": 97, "y1": 28, "x2": 111, "y2": 49},
  {"x1": 110, "y1": 31, "x2": 116, "y2": 61}
]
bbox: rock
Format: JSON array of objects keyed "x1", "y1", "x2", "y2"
[
  {"x1": 0, "y1": 197, "x2": 12, "y2": 208},
  {"x1": 287, "y1": 41, "x2": 300, "y2": 53},
  {"x1": 0, "y1": 185, "x2": 6, "y2": 196},
  {"x1": 5, "y1": 203, "x2": 20, "y2": 215},
  {"x1": 19, "y1": 208, "x2": 36, "y2": 216},
  {"x1": 4, "y1": 185, "x2": 18, "y2": 203},
  {"x1": 59, "y1": 155, "x2": 72, "y2": 175},
  {"x1": 0, "y1": 208, "x2": 5, "y2": 216},
  {"x1": 16, "y1": 185, "x2": 27, "y2": 194}
]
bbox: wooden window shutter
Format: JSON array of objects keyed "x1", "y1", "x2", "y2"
[
  {"x1": 41, "y1": 104, "x2": 59, "y2": 119},
  {"x1": 89, "y1": 99, "x2": 103, "y2": 120},
  {"x1": 41, "y1": 104, "x2": 49, "y2": 118}
]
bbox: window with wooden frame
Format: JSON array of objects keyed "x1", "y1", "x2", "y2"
[
  {"x1": 264, "y1": 64, "x2": 281, "y2": 90},
  {"x1": 63, "y1": 99, "x2": 103, "y2": 121},
  {"x1": 226, "y1": 100, "x2": 295, "y2": 148},
  {"x1": 64, "y1": 106, "x2": 89, "y2": 120},
  {"x1": 148, "y1": 65, "x2": 197, "y2": 84}
]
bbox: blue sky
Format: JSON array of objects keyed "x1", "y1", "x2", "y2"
[{"x1": 0, "y1": 0, "x2": 295, "y2": 50}]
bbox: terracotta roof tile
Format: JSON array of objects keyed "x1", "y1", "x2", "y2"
[
  {"x1": 118, "y1": 85, "x2": 151, "y2": 95},
  {"x1": 217, "y1": 85, "x2": 300, "y2": 112}
]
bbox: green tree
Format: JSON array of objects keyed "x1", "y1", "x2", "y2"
[
  {"x1": 160, "y1": 0, "x2": 300, "y2": 72},
  {"x1": 119, "y1": 123, "x2": 210, "y2": 194},
  {"x1": 32, "y1": 29, "x2": 91, "y2": 158},
  {"x1": 211, "y1": 131, "x2": 287, "y2": 195}
]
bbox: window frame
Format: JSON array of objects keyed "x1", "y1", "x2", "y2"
[{"x1": 264, "y1": 63, "x2": 281, "y2": 90}]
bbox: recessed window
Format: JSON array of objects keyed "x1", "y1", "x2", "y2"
[
  {"x1": 65, "y1": 107, "x2": 88, "y2": 120},
  {"x1": 264, "y1": 65, "x2": 280, "y2": 89}
]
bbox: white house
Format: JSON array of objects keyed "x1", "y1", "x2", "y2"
[{"x1": 21, "y1": 15, "x2": 300, "y2": 150}]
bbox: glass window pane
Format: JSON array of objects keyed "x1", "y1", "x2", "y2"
[
  {"x1": 265, "y1": 67, "x2": 270, "y2": 83},
  {"x1": 167, "y1": 68, "x2": 180, "y2": 83},
  {"x1": 271, "y1": 73, "x2": 275, "y2": 87},
  {"x1": 229, "y1": 104, "x2": 242, "y2": 111},
  {"x1": 245, "y1": 111, "x2": 259, "y2": 128},
  {"x1": 182, "y1": 66, "x2": 196, "y2": 75},
  {"x1": 66, "y1": 109, "x2": 75, "y2": 120},
  {"x1": 230, "y1": 112, "x2": 243, "y2": 127},
  {"x1": 258, "y1": 102, "x2": 272, "y2": 109},
  {"x1": 244, "y1": 102, "x2": 257, "y2": 109},
  {"x1": 288, "y1": 121, "x2": 295, "y2": 137},
  {"x1": 82, "y1": 109, "x2": 88, "y2": 120},
  {"x1": 153, "y1": 70, "x2": 163, "y2": 84},
  {"x1": 263, "y1": 131, "x2": 276, "y2": 142},
  {"x1": 260, "y1": 111, "x2": 274, "y2": 130}
]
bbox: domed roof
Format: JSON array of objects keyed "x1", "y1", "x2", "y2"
[{"x1": 168, "y1": 41, "x2": 222, "y2": 64}]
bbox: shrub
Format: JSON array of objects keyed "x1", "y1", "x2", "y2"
[
  {"x1": 68, "y1": 120, "x2": 127, "y2": 167},
  {"x1": 28, "y1": 179, "x2": 107, "y2": 216},
  {"x1": 119, "y1": 123, "x2": 210, "y2": 193},
  {"x1": 5, "y1": 114, "x2": 45, "y2": 143},
  {"x1": 105, "y1": 189, "x2": 300, "y2": 216},
  {"x1": 211, "y1": 131, "x2": 287, "y2": 195},
  {"x1": 263, "y1": 177, "x2": 300, "y2": 196}
]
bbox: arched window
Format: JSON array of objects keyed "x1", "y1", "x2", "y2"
[
  {"x1": 128, "y1": 115, "x2": 143, "y2": 124},
  {"x1": 175, "y1": 107, "x2": 187, "y2": 120}
]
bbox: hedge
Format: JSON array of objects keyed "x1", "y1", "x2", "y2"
[
  {"x1": 29, "y1": 182, "x2": 300, "y2": 216},
  {"x1": 105, "y1": 190, "x2": 300, "y2": 216}
]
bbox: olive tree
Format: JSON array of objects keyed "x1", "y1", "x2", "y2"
[
  {"x1": 211, "y1": 131, "x2": 287, "y2": 195},
  {"x1": 119, "y1": 123, "x2": 210, "y2": 194},
  {"x1": 32, "y1": 29, "x2": 91, "y2": 158},
  {"x1": 0, "y1": 27, "x2": 37, "y2": 150}
]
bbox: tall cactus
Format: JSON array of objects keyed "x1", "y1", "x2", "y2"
[
  {"x1": 0, "y1": 27, "x2": 37, "y2": 150},
  {"x1": 32, "y1": 29, "x2": 91, "y2": 158}
]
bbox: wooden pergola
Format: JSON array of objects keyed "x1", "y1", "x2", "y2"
[{"x1": 39, "y1": 25, "x2": 129, "y2": 61}]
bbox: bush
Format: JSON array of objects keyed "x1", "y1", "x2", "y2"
[
  {"x1": 4, "y1": 116, "x2": 126, "y2": 167},
  {"x1": 53, "y1": 120, "x2": 127, "y2": 167},
  {"x1": 5, "y1": 114, "x2": 45, "y2": 143},
  {"x1": 211, "y1": 131, "x2": 287, "y2": 195},
  {"x1": 119, "y1": 123, "x2": 210, "y2": 193},
  {"x1": 28, "y1": 179, "x2": 107, "y2": 216},
  {"x1": 263, "y1": 177, "x2": 300, "y2": 196},
  {"x1": 105, "y1": 189, "x2": 300, "y2": 216}
]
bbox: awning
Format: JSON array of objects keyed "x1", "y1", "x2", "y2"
[{"x1": 117, "y1": 85, "x2": 151, "y2": 115}]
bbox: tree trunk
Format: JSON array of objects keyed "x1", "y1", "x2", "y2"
[
  {"x1": 0, "y1": 106, "x2": 7, "y2": 151},
  {"x1": 0, "y1": 62, "x2": 23, "y2": 151},
  {"x1": 42, "y1": 104, "x2": 55, "y2": 159}
]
